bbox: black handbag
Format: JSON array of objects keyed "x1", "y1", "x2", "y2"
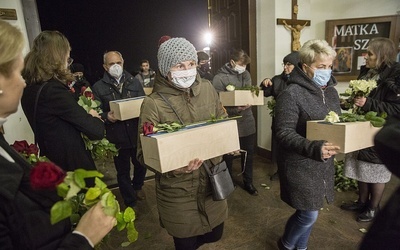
[{"x1": 203, "y1": 161, "x2": 235, "y2": 201}]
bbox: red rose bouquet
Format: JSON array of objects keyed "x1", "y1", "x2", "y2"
[{"x1": 11, "y1": 140, "x2": 138, "y2": 246}]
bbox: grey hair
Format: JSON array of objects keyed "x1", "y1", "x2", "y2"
[
  {"x1": 299, "y1": 39, "x2": 336, "y2": 66},
  {"x1": 103, "y1": 51, "x2": 124, "y2": 64}
]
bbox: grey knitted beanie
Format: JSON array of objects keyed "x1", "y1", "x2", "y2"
[{"x1": 158, "y1": 37, "x2": 198, "y2": 77}]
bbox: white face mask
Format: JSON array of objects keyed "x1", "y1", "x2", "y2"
[
  {"x1": 234, "y1": 64, "x2": 246, "y2": 74},
  {"x1": 108, "y1": 64, "x2": 123, "y2": 79},
  {"x1": 170, "y1": 68, "x2": 197, "y2": 88}
]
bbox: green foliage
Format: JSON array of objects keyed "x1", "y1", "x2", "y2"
[
  {"x1": 50, "y1": 169, "x2": 138, "y2": 244},
  {"x1": 267, "y1": 98, "x2": 276, "y2": 117},
  {"x1": 235, "y1": 85, "x2": 261, "y2": 96},
  {"x1": 338, "y1": 111, "x2": 386, "y2": 127},
  {"x1": 82, "y1": 135, "x2": 119, "y2": 161},
  {"x1": 334, "y1": 159, "x2": 358, "y2": 192},
  {"x1": 154, "y1": 122, "x2": 185, "y2": 133}
]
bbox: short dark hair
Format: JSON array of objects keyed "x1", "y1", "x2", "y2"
[{"x1": 230, "y1": 49, "x2": 251, "y2": 65}]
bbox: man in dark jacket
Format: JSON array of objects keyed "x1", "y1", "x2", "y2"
[{"x1": 92, "y1": 51, "x2": 146, "y2": 208}]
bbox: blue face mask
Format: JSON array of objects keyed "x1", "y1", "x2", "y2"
[{"x1": 312, "y1": 69, "x2": 332, "y2": 87}]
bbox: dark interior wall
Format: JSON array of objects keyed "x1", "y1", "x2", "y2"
[{"x1": 36, "y1": 0, "x2": 208, "y2": 84}]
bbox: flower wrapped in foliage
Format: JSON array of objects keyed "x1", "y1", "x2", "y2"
[
  {"x1": 77, "y1": 87, "x2": 118, "y2": 160},
  {"x1": 324, "y1": 111, "x2": 386, "y2": 127},
  {"x1": 142, "y1": 115, "x2": 242, "y2": 136},
  {"x1": 11, "y1": 140, "x2": 138, "y2": 246},
  {"x1": 226, "y1": 84, "x2": 235, "y2": 91},
  {"x1": 339, "y1": 79, "x2": 377, "y2": 112},
  {"x1": 78, "y1": 87, "x2": 102, "y2": 114}
]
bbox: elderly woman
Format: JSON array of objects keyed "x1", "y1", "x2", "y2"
[
  {"x1": 341, "y1": 37, "x2": 400, "y2": 222},
  {"x1": 21, "y1": 30, "x2": 104, "y2": 172},
  {"x1": 274, "y1": 39, "x2": 341, "y2": 250},
  {"x1": 0, "y1": 20, "x2": 115, "y2": 249},
  {"x1": 137, "y1": 37, "x2": 228, "y2": 250}
]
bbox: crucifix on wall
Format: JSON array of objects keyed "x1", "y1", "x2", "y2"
[{"x1": 277, "y1": 0, "x2": 311, "y2": 51}]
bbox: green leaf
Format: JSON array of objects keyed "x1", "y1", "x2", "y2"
[
  {"x1": 85, "y1": 187, "x2": 102, "y2": 201},
  {"x1": 123, "y1": 207, "x2": 136, "y2": 223},
  {"x1": 56, "y1": 182, "x2": 70, "y2": 198},
  {"x1": 126, "y1": 221, "x2": 139, "y2": 242},
  {"x1": 50, "y1": 200, "x2": 73, "y2": 225},
  {"x1": 121, "y1": 242, "x2": 132, "y2": 247}
]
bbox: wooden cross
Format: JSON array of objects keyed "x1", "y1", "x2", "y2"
[{"x1": 277, "y1": 0, "x2": 311, "y2": 51}]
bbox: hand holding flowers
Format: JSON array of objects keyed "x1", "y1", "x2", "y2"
[
  {"x1": 340, "y1": 79, "x2": 377, "y2": 112},
  {"x1": 11, "y1": 140, "x2": 138, "y2": 246}
]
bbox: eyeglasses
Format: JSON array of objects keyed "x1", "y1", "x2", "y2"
[
  {"x1": 67, "y1": 57, "x2": 74, "y2": 66},
  {"x1": 282, "y1": 62, "x2": 293, "y2": 67}
]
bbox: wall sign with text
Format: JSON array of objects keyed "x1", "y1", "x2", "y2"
[{"x1": 325, "y1": 15, "x2": 399, "y2": 82}]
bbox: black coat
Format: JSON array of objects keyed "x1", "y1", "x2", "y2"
[
  {"x1": 21, "y1": 79, "x2": 105, "y2": 171},
  {"x1": 92, "y1": 71, "x2": 145, "y2": 149},
  {"x1": 0, "y1": 134, "x2": 92, "y2": 249},
  {"x1": 359, "y1": 114, "x2": 400, "y2": 249},
  {"x1": 357, "y1": 63, "x2": 400, "y2": 164},
  {"x1": 274, "y1": 66, "x2": 341, "y2": 210}
]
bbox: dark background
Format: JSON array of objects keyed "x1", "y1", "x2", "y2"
[{"x1": 36, "y1": 0, "x2": 209, "y2": 84}]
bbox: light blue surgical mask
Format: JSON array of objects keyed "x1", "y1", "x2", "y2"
[{"x1": 312, "y1": 68, "x2": 332, "y2": 87}]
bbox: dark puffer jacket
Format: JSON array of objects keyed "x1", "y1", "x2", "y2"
[
  {"x1": 274, "y1": 66, "x2": 341, "y2": 210},
  {"x1": 356, "y1": 63, "x2": 400, "y2": 164},
  {"x1": 92, "y1": 71, "x2": 145, "y2": 149}
]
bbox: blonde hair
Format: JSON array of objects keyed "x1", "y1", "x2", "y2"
[
  {"x1": 299, "y1": 39, "x2": 336, "y2": 66},
  {"x1": 0, "y1": 20, "x2": 24, "y2": 77},
  {"x1": 368, "y1": 37, "x2": 396, "y2": 69},
  {"x1": 22, "y1": 30, "x2": 74, "y2": 85}
]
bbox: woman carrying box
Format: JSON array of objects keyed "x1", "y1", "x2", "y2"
[
  {"x1": 274, "y1": 39, "x2": 341, "y2": 250},
  {"x1": 137, "y1": 37, "x2": 228, "y2": 250},
  {"x1": 341, "y1": 37, "x2": 400, "y2": 222}
]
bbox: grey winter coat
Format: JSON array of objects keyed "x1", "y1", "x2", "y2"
[
  {"x1": 137, "y1": 73, "x2": 228, "y2": 238},
  {"x1": 275, "y1": 66, "x2": 341, "y2": 210},
  {"x1": 212, "y1": 63, "x2": 256, "y2": 137}
]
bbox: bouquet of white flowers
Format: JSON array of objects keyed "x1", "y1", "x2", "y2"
[{"x1": 340, "y1": 79, "x2": 377, "y2": 112}]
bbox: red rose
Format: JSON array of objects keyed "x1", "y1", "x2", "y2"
[
  {"x1": 10, "y1": 140, "x2": 29, "y2": 154},
  {"x1": 30, "y1": 161, "x2": 66, "y2": 190},
  {"x1": 80, "y1": 86, "x2": 87, "y2": 95},
  {"x1": 84, "y1": 91, "x2": 94, "y2": 100},
  {"x1": 143, "y1": 122, "x2": 154, "y2": 136},
  {"x1": 26, "y1": 144, "x2": 39, "y2": 156}
]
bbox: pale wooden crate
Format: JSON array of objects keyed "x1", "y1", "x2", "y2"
[
  {"x1": 306, "y1": 120, "x2": 381, "y2": 154},
  {"x1": 109, "y1": 96, "x2": 144, "y2": 121},
  {"x1": 219, "y1": 90, "x2": 264, "y2": 106},
  {"x1": 140, "y1": 120, "x2": 240, "y2": 173}
]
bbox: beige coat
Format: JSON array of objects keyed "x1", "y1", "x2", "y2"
[{"x1": 137, "y1": 74, "x2": 228, "y2": 238}]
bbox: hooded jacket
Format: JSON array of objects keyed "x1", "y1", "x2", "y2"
[
  {"x1": 137, "y1": 73, "x2": 228, "y2": 238},
  {"x1": 212, "y1": 63, "x2": 256, "y2": 137},
  {"x1": 274, "y1": 65, "x2": 341, "y2": 210}
]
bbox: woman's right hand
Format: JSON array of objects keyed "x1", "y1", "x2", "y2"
[
  {"x1": 321, "y1": 142, "x2": 340, "y2": 159},
  {"x1": 173, "y1": 158, "x2": 204, "y2": 174},
  {"x1": 75, "y1": 202, "x2": 116, "y2": 246}
]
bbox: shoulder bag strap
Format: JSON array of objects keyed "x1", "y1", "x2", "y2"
[
  {"x1": 158, "y1": 92, "x2": 185, "y2": 125},
  {"x1": 33, "y1": 82, "x2": 48, "y2": 145}
]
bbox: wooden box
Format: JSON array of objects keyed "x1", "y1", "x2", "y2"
[
  {"x1": 143, "y1": 87, "x2": 153, "y2": 95},
  {"x1": 140, "y1": 120, "x2": 240, "y2": 173},
  {"x1": 306, "y1": 120, "x2": 381, "y2": 154},
  {"x1": 219, "y1": 90, "x2": 264, "y2": 106},
  {"x1": 109, "y1": 96, "x2": 145, "y2": 121}
]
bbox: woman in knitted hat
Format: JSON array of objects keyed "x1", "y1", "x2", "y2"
[
  {"x1": 137, "y1": 37, "x2": 228, "y2": 250},
  {"x1": 260, "y1": 51, "x2": 300, "y2": 181}
]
